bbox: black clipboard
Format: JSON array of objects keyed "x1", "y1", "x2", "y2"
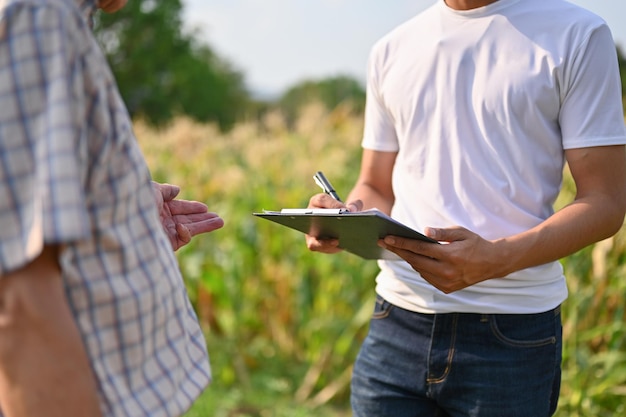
[{"x1": 253, "y1": 208, "x2": 438, "y2": 260}]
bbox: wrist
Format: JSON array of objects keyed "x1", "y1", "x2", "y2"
[{"x1": 489, "y1": 237, "x2": 520, "y2": 279}]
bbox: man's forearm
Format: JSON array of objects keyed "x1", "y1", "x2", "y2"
[
  {"x1": 0, "y1": 246, "x2": 103, "y2": 417},
  {"x1": 347, "y1": 181, "x2": 395, "y2": 214},
  {"x1": 494, "y1": 194, "x2": 625, "y2": 278}
]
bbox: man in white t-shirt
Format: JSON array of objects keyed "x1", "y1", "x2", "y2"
[{"x1": 306, "y1": 0, "x2": 626, "y2": 415}]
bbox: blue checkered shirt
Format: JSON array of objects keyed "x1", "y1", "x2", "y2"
[{"x1": 0, "y1": 0, "x2": 211, "y2": 415}]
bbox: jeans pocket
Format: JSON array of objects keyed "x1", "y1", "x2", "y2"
[
  {"x1": 371, "y1": 294, "x2": 394, "y2": 319},
  {"x1": 489, "y1": 310, "x2": 559, "y2": 348}
]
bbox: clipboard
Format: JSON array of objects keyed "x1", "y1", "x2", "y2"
[{"x1": 253, "y1": 208, "x2": 438, "y2": 260}]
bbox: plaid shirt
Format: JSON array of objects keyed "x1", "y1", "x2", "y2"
[{"x1": 0, "y1": 0, "x2": 211, "y2": 415}]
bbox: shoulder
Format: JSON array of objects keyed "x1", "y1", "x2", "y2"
[
  {"x1": 0, "y1": 0, "x2": 87, "y2": 31},
  {"x1": 0, "y1": 0, "x2": 95, "y2": 61},
  {"x1": 374, "y1": 5, "x2": 438, "y2": 50},
  {"x1": 367, "y1": 3, "x2": 439, "y2": 70},
  {"x1": 537, "y1": 0, "x2": 607, "y2": 24},
  {"x1": 508, "y1": 0, "x2": 611, "y2": 42},
  {"x1": 0, "y1": 0, "x2": 81, "y2": 11}
]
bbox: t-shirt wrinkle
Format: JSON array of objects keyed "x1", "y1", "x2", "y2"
[{"x1": 364, "y1": 0, "x2": 626, "y2": 314}]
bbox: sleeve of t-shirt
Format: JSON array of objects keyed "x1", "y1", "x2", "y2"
[
  {"x1": 560, "y1": 23, "x2": 626, "y2": 149},
  {"x1": 361, "y1": 43, "x2": 400, "y2": 152},
  {"x1": 0, "y1": 3, "x2": 91, "y2": 275}
]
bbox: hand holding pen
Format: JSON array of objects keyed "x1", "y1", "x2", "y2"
[
  {"x1": 311, "y1": 171, "x2": 362, "y2": 213},
  {"x1": 305, "y1": 171, "x2": 345, "y2": 253},
  {"x1": 306, "y1": 171, "x2": 363, "y2": 253},
  {"x1": 313, "y1": 171, "x2": 343, "y2": 203}
]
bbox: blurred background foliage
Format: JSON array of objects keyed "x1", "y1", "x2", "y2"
[
  {"x1": 94, "y1": 0, "x2": 626, "y2": 132},
  {"x1": 136, "y1": 106, "x2": 374, "y2": 416},
  {"x1": 136, "y1": 110, "x2": 626, "y2": 417},
  {"x1": 95, "y1": 0, "x2": 249, "y2": 130},
  {"x1": 95, "y1": 1, "x2": 626, "y2": 415},
  {"x1": 93, "y1": 0, "x2": 368, "y2": 131}
]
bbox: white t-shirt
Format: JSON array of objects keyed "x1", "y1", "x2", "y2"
[{"x1": 363, "y1": 0, "x2": 626, "y2": 314}]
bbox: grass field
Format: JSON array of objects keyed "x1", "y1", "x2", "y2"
[{"x1": 136, "y1": 106, "x2": 626, "y2": 417}]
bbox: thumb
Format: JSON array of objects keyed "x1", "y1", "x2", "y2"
[
  {"x1": 176, "y1": 223, "x2": 192, "y2": 243},
  {"x1": 424, "y1": 226, "x2": 467, "y2": 242},
  {"x1": 346, "y1": 199, "x2": 363, "y2": 212}
]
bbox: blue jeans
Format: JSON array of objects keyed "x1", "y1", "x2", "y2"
[{"x1": 351, "y1": 294, "x2": 562, "y2": 417}]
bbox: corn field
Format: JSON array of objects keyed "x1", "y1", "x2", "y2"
[{"x1": 135, "y1": 105, "x2": 626, "y2": 417}]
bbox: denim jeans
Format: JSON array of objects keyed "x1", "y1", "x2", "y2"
[{"x1": 351, "y1": 294, "x2": 562, "y2": 417}]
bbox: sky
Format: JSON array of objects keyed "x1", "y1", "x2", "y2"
[{"x1": 182, "y1": 0, "x2": 626, "y2": 97}]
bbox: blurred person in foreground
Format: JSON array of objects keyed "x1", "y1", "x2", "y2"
[
  {"x1": 0, "y1": 0, "x2": 224, "y2": 416},
  {"x1": 306, "y1": 0, "x2": 626, "y2": 416}
]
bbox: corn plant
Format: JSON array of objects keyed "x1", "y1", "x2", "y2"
[{"x1": 135, "y1": 109, "x2": 626, "y2": 416}]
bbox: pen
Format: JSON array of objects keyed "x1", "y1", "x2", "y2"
[{"x1": 313, "y1": 171, "x2": 343, "y2": 203}]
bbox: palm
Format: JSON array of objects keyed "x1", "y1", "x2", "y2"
[{"x1": 153, "y1": 182, "x2": 224, "y2": 250}]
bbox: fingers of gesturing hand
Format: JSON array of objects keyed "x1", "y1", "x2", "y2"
[
  {"x1": 165, "y1": 199, "x2": 208, "y2": 216},
  {"x1": 180, "y1": 213, "x2": 225, "y2": 235},
  {"x1": 175, "y1": 223, "x2": 192, "y2": 248},
  {"x1": 169, "y1": 215, "x2": 224, "y2": 251}
]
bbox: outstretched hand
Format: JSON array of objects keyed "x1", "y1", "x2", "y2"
[{"x1": 152, "y1": 182, "x2": 224, "y2": 251}]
